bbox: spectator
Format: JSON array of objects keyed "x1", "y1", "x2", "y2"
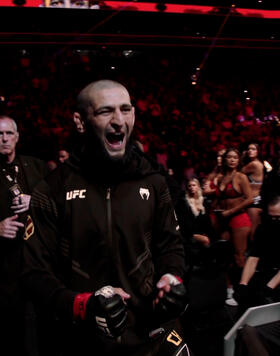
[
  {"x1": 234, "y1": 196, "x2": 280, "y2": 310},
  {"x1": 213, "y1": 148, "x2": 253, "y2": 306},
  {"x1": 241, "y1": 143, "x2": 265, "y2": 240},
  {"x1": 0, "y1": 115, "x2": 49, "y2": 355},
  {"x1": 57, "y1": 148, "x2": 70, "y2": 163}
]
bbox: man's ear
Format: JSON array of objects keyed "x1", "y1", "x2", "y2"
[
  {"x1": 73, "y1": 112, "x2": 85, "y2": 133},
  {"x1": 132, "y1": 106, "x2": 135, "y2": 127}
]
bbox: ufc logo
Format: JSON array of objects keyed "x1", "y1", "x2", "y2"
[
  {"x1": 167, "y1": 330, "x2": 182, "y2": 346},
  {"x1": 66, "y1": 189, "x2": 86, "y2": 200}
]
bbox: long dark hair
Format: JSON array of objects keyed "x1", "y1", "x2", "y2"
[
  {"x1": 241, "y1": 142, "x2": 263, "y2": 166},
  {"x1": 221, "y1": 147, "x2": 241, "y2": 174}
]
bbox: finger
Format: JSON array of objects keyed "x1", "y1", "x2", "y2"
[
  {"x1": 3, "y1": 232, "x2": 17, "y2": 239},
  {"x1": 13, "y1": 207, "x2": 28, "y2": 214},
  {"x1": 153, "y1": 298, "x2": 159, "y2": 306},
  {"x1": 156, "y1": 276, "x2": 169, "y2": 289},
  {"x1": 4, "y1": 226, "x2": 22, "y2": 233},
  {"x1": 11, "y1": 221, "x2": 25, "y2": 228},
  {"x1": 8, "y1": 214, "x2": 19, "y2": 221},
  {"x1": 114, "y1": 288, "x2": 131, "y2": 300},
  {"x1": 6, "y1": 225, "x2": 20, "y2": 231},
  {"x1": 11, "y1": 204, "x2": 24, "y2": 210},
  {"x1": 164, "y1": 284, "x2": 171, "y2": 293},
  {"x1": 1, "y1": 227, "x2": 19, "y2": 237},
  {"x1": 157, "y1": 279, "x2": 171, "y2": 292},
  {"x1": 153, "y1": 290, "x2": 164, "y2": 307}
]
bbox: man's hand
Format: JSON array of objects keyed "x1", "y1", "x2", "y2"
[
  {"x1": 11, "y1": 194, "x2": 31, "y2": 214},
  {"x1": 73, "y1": 286, "x2": 130, "y2": 338},
  {"x1": 154, "y1": 274, "x2": 188, "y2": 323},
  {"x1": 193, "y1": 234, "x2": 210, "y2": 246},
  {"x1": 0, "y1": 215, "x2": 25, "y2": 239}
]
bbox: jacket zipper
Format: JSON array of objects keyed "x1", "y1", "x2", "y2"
[{"x1": 106, "y1": 187, "x2": 113, "y2": 248}]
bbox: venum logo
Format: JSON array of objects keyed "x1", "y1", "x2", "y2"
[
  {"x1": 139, "y1": 188, "x2": 150, "y2": 200},
  {"x1": 66, "y1": 189, "x2": 86, "y2": 200}
]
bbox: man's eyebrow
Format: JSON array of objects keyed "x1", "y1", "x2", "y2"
[
  {"x1": 94, "y1": 104, "x2": 132, "y2": 112},
  {"x1": 121, "y1": 104, "x2": 133, "y2": 108},
  {"x1": 94, "y1": 105, "x2": 114, "y2": 113}
]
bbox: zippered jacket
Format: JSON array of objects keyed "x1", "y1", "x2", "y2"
[{"x1": 22, "y1": 145, "x2": 186, "y2": 353}]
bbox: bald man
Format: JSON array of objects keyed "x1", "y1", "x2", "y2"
[
  {"x1": 22, "y1": 80, "x2": 191, "y2": 355},
  {"x1": 0, "y1": 115, "x2": 49, "y2": 354}
]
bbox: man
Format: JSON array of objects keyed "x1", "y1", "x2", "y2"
[
  {"x1": 22, "y1": 80, "x2": 190, "y2": 355},
  {"x1": 0, "y1": 115, "x2": 49, "y2": 354},
  {"x1": 57, "y1": 148, "x2": 69, "y2": 163},
  {"x1": 234, "y1": 195, "x2": 280, "y2": 309},
  {"x1": 58, "y1": 149, "x2": 69, "y2": 163}
]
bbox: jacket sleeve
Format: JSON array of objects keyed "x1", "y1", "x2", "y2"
[
  {"x1": 21, "y1": 178, "x2": 76, "y2": 320},
  {"x1": 152, "y1": 176, "x2": 187, "y2": 281}
]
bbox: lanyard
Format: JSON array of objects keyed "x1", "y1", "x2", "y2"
[{"x1": 2, "y1": 164, "x2": 19, "y2": 184}]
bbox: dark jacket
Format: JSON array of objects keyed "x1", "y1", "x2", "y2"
[
  {"x1": 249, "y1": 219, "x2": 280, "y2": 270},
  {"x1": 22, "y1": 146, "x2": 186, "y2": 354},
  {"x1": 0, "y1": 155, "x2": 49, "y2": 222},
  {"x1": 0, "y1": 154, "x2": 49, "y2": 354},
  {"x1": 261, "y1": 166, "x2": 280, "y2": 214},
  {"x1": 0, "y1": 154, "x2": 49, "y2": 297}
]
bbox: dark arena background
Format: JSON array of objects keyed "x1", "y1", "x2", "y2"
[{"x1": 1, "y1": 1, "x2": 280, "y2": 355}]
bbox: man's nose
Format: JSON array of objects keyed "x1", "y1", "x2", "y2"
[
  {"x1": 2, "y1": 133, "x2": 8, "y2": 141},
  {"x1": 111, "y1": 109, "x2": 124, "y2": 126}
]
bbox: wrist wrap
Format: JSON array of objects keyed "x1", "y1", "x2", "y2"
[{"x1": 73, "y1": 293, "x2": 92, "y2": 320}]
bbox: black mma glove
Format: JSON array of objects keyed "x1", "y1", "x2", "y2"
[
  {"x1": 233, "y1": 284, "x2": 250, "y2": 305},
  {"x1": 154, "y1": 274, "x2": 188, "y2": 323},
  {"x1": 73, "y1": 286, "x2": 127, "y2": 338}
]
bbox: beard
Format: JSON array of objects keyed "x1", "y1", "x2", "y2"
[{"x1": 82, "y1": 126, "x2": 135, "y2": 182}]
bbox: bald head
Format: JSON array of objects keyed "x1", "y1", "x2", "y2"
[
  {"x1": 268, "y1": 196, "x2": 280, "y2": 217},
  {"x1": 77, "y1": 80, "x2": 130, "y2": 119},
  {"x1": 0, "y1": 116, "x2": 18, "y2": 132}
]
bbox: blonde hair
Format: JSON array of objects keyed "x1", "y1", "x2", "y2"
[{"x1": 186, "y1": 178, "x2": 205, "y2": 216}]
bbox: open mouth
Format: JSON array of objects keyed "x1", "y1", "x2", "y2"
[{"x1": 105, "y1": 132, "x2": 125, "y2": 149}]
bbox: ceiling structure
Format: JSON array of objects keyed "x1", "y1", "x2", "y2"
[
  {"x1": 0, "y1": 2, "x2": 279, "y2": 50},
  {"x1": 2, "y1": 0, "x2": 280, "y2": 10}
]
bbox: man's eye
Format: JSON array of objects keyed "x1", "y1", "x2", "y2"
[
  {"x1": 122, "y1": 107, "x2": 132, "y2": 113},
  {"x1": 96, "y1": 110, "x2": 111, "y2": 115}
]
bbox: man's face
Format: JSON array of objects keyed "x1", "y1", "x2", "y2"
[
  {"x1": 268, "y1": 202, "x2": 280, "y2": 220},
  {"x1": 86, "y1": 86, "x2": 135, "y2": 159},
  {"x1": 58, "y1": 150, "x2": 69, "y2": 163},
  {"x1": 0, "y1": 118, "x2": 19, "y2": 162}
]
